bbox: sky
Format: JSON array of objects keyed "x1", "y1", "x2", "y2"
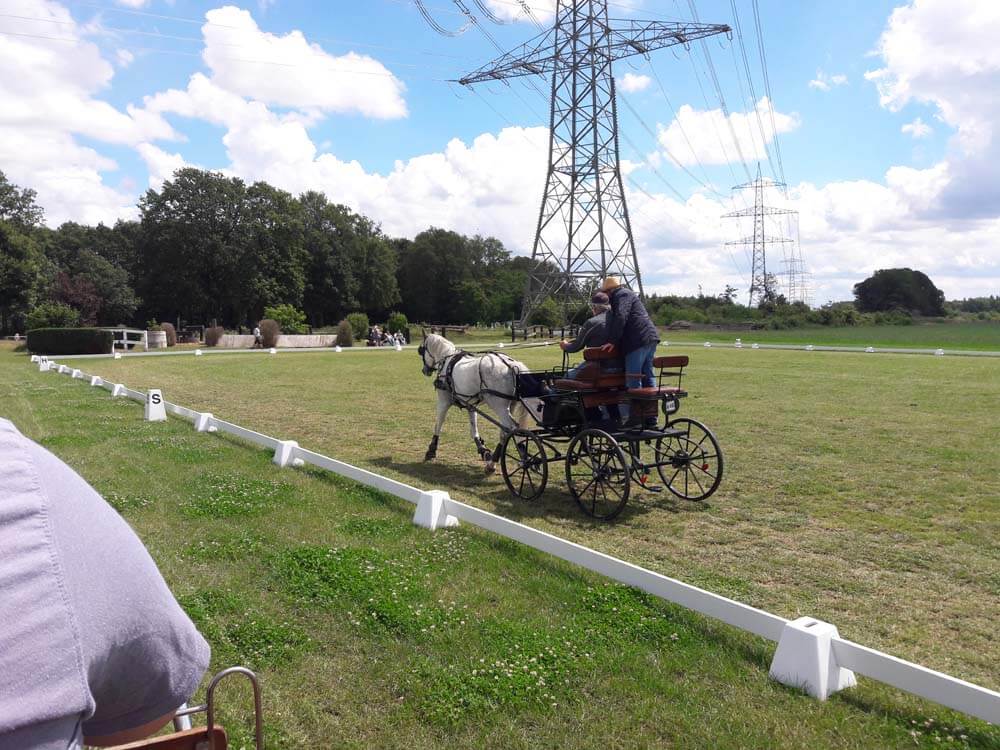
[{"x1": 1, "y1": 0, "x2": 998, "y2": 304}]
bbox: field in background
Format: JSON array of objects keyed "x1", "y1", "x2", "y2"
[{"x1": 2, "y1": 343, "x2": 998, "y2": 748}]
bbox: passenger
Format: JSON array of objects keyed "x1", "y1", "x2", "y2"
[
  {"x1": 0, "y1": 419, "x2": 210, "y2": 749},
  {"x1": 599, "y1": 276, "x2": 660, "y2": 427},
  {"x1": 560, "y1": 291, "x2": 622, "y2": 425}
]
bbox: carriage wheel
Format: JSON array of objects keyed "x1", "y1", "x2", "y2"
[
  {"x1": 654, "y1": 418, "x2": 723, "y2": 501},
  {"x1": 565, "y1": 428, "x2": 630, "y2": 520},
  {"x1": 500, "y1": 429, "x2": 548, "y2": 502}
]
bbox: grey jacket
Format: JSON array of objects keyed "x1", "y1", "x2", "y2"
[{"x1": 563, "y1": 311, "x2": 609, "y2": 353}]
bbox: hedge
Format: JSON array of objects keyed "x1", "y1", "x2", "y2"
[{"x1": 27, "y1": 328, "x2": 113, "y2": 355}]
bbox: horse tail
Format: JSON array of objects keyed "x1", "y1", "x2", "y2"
[{"x1": 510, "y1": 400, "x2": 534, "y2": 431}]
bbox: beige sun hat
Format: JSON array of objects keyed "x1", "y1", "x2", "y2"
[{"x1": 599, "y1": 276, "x2": 621, "y2": 292}]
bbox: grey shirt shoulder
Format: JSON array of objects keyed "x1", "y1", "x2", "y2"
[
  {"x1": 0, "y1": 419, "x2": 209, "y2": 749},
  {"x1": 563, "y1": 312, "x2": 609, "y2": 353}
]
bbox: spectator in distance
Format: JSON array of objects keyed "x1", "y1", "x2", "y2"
[{"x1": 0, "y1": 418, "x2": 210, "y2": 749}]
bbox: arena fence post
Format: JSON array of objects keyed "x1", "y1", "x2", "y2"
[
  {"x1": 769, "y1": 617, "x2": 857, "y2": 700},
  {"x1": 272, "y1": 440, "x2": 300, "y2": 467},
  {"x1": 413, "y1": 490, "x2": 459, "y2": 530}
]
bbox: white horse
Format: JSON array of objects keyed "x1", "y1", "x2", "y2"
[{"x1": 418, "y1": 334, "x2": 532, "y2": 472}]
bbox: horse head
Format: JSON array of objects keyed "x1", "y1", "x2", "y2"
[{"x1": 417, "y1": 334, "x2": 457, "y2": 377}]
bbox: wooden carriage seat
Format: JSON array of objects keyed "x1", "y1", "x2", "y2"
[
  {"x1": 553, "y1": 346, "x2": 627, "y2": 408},
  {"x1": 110, "y1": 726, "x2": 227, "y2": 749},
  {"x1": 626, "y1": 355, "x2": 689, "y2": 399}
]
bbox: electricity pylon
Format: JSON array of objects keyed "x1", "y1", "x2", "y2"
[
  {"x1": 458, "y1": 1, "x2": 730, "y2": 324},
  {"x1": 723, "y1": 164, "x2": 797, "y2": 307}
]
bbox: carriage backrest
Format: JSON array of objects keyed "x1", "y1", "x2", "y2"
[
  {"x1": 583, "y1": 346, "x2": 620, "y2": 361},
  {"x1": 111, "y1": 727, "x2": 227, "y2": 749},
  {"x1": 652, "y1": 355, "x2": 688, "y2": 370}
]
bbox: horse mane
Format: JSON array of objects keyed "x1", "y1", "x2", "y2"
[{"x1": 425, "y1": 333, "x2": 457, "y2": 362}]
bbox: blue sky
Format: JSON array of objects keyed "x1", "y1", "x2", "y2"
[{"x1": 1, "y1": 0, "x2": 998, "y2": 303}]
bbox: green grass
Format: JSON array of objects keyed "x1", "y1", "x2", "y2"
[
  {"x1": 2, "y1": 342, "x2": 999, "y2": 749},
  {"x1": 660, "y1": 320, "x2": 1000, "y2": 350}
]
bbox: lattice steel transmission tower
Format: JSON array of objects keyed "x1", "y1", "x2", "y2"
[
  {"x1": 458, "y1": 2, "x2": 730, "y2": 324},
  {"x1": 723, "y1": 165, "x2": 799, "y2": 307}
]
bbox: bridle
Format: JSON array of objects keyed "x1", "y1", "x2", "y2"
[{"x1": 418, "y1": 343, "x2": 438, "y2": 377}]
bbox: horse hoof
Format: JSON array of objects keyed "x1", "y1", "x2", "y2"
[
  {"x1": 484, "y1": 462, "x2": 496, "y2": 475},
  {"x1": 424, "y1": 453, "x2": 436, "y2": 462}
]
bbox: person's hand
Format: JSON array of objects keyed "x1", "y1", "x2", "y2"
[
  {"x1": 559, "y1": 340, "x2": 569, "y2": 350},
  {"x1": 599, "y1": 342, "x2": 615, "y2": 353}
]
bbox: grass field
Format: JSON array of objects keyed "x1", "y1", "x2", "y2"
[
  {"x1": 657, "y1": 321, "x2": 1000, "y2": 351},
  {"x1": 2, "y1": 342, "x2": 998, "y2": 749}
]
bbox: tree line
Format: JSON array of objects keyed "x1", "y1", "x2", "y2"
[{"x1": 0, "y1": 168, "x2": 533, "y2": 335}]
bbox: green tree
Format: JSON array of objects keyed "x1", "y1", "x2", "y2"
[
  {"x1": 853, "y1": 268, "x2": 945, "y2": 316},
  {"x1": 263, "y1": 304, "x2": 308, "y2": 334},
  {"x1": 0, "y1": 221, "x2": 43, "y2": 333},
  {"x1": 0, "y1": 170, "x2": 44, "y2": 229},
  {"x1": 300, "y1": 191, "x2": 359, "y2": 327},
  {"x1": 26, "y1": 301, "x2": 79, "y2": 330}
]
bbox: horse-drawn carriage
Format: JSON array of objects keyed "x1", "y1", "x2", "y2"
[{"x1": 419, "y1": 335, "x2": 723, "y2": 521}]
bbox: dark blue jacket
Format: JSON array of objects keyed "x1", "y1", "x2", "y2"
[{"x1": 605, "y1": 287, "x2": 659, "y2": 355}]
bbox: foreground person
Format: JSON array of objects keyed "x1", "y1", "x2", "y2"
[
  {"x1": 599, "y1": 276, "x2": 661, "y2": 427},
  {"x1": 0, "y1": 419, "x2": 210, "y2": 749}
]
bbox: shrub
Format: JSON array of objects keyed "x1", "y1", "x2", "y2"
[
  {"x1": 335, "y1": 319, "x2": 354, "y2": 347},
  {"x1": 260, "y1": 319, "x2": 280, "y2": 348},
  {"x1": 385, "y1": 312, "x2": 409, "y2": 334},
  {"x1": 263, "y1": 304, "x2": 308, "y2": 334},
  {"x1": 346, "y1": 312, "x2": 369, "y2": 341},
  {"x1": 161, "y1": 321, "x2": 177, "y2": 346},
  {"x1": 205, "y1": 326, "x2": 224, "y2": 347},
  {"x1": 26, "y1": 302, "x2": 79, "y2": 331},
  {"x1": 27, "y1": 328, "x2": 112, "y2": 355},
  {"x1": 146, "y1": 319, "x2": 163, "y2": 331}
]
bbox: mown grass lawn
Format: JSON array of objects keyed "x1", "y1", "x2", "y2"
[
  {"x1": 659, "y1": 320, "x2": 1000, "y2": 350},
  {"x1": 2, "y1": 343, "x2": 998, "y2": 749}
]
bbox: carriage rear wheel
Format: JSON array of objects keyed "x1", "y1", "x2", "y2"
[
  {"x1": 565, "y1": 428, "x2": 630, "y2": 520},
  {"x1": 500, "y1": 429, "x2": 548, "y2": 501},
  {"x1": 654, "y1": 418, "x2": 723, "y2": 501}
]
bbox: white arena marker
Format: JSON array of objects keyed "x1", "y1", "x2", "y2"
[
  {"x1": 752, "y1": 343, "x2": 760, "y2": 349},
  {"x1": 57, "y1": 364, "x2": 68, "y2": 374},
  {"x1": 704, "y1": 341, "x2": 712, "y2": 348},
  {"x1": 272, "y1": 440, "x2": 299, "y2": 467},
  {"x1": 112, "y1": 383, "x2": 126, "y2": 398},
  {"x1": 413, "y1": 490, "x2": 459, "y2": 531},
  {"x1": 935, "y1": 348, "x2": 945, "y2": 356},
  {"x1": 90, "y1": 376, "x2": 103, "y2": 387},
  {"x1": 71, "y1": 369, "x2": 83, "y2": 379},
  {"x1": 38, "y1": 359, "x2": 49, "y2": 372},
  {"x1": 145, "y1": 389, "x2": 167, "y2": 422},
  {"x1": 395, "y1": 342, "x2": 402, "y2": 352},
  {"x1": 195, "y1": 349, "x2": 203, "y2": 356},
  {"x1": 269, "y1": 347, "x2": 277, "y2": 355},
  {"x1": 865, "y1": 346, "x2": 875, "y2": 353},
  {"x1": 498, "y1": 342, "x2": 504, "y2": 348},
  {"x1": 805, "y1": 345, "x2": 814, "y2": 351},
  {"x1": 114, "y1": 352, "x2": 122, "y2": 360},
  {"x1": 30, "y1": 355, "x2": 39, "y2": 363},
  {"x1": 334, "y1": 345, "x2": 342, "y2": 353},
  {"x1": 194, "y1": 412, "x2": 214, "y2": 432},
  {"x1": 769, "y1": 617, "x2": 857, "y2": 700}
]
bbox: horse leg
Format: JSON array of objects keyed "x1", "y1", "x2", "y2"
[
  {"x1": 467, "y1": 409, "x2": 495, "y2": 474},
  {"x1": 424, "y1": 393, "x2": 451, "y2": 461},
  {"x1": 483, "y1": 395, "x2": 520, "y2": 469}
]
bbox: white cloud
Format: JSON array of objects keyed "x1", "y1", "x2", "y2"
[
  {"x1": 200, "y1": 6, "x2": 407, "y2": 119},
  {"x1": 656, "y1": 97, "x2": 799, "y2": 166},
  {"x1": 901, "y1": 116, "x2": 933, "y2": 138},
  {"x1": 0, "y1": 0, "x2": 175, "y2": 223},
  {"x1": 865, "y1": 0, "x2": 1000, "y2": 218},
  {"x1": 808, "y1": 70, "x2": 848, "y2": 91},
  {"x1": 115, "y1": 0, "x2": 149, "y2": 7},
  {"x1": 619, "y1": 72, "x2": 651, "y2": 93},
  {"x1": 115, "y1": 48, "x2": 134, "y2": 68},
  {"x1": 481, "y1": 0, "x2": 556, "y2": 23}
]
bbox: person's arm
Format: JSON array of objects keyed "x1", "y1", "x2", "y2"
[
  {"x1": 561, "y1": 319, "x2": 595, "y2": 353},
  {"x1": 84, "y1": 711, "x2": 178, "y2": 747},
  {"x1": 601, "y1": 293, "x2": 632, "y2": 351}
]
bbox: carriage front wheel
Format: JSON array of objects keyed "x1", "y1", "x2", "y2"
[
  {"x1": 654, "y1": 418, "x2": 723, "y2": 501},
  {"x1": 500, "y1": 429, "x2": 548, "y2": 501},
  {"x1": 565, "y1": 428, "x2": 630, "y2": 521}
]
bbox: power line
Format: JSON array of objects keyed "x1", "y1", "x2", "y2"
[{"x1": 751, "y1": 0, "x2": 787, "y2": 188}]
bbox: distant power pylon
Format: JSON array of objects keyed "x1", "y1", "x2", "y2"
[
  {"x1": 458, "y1": 1, "x2": 730, "y2": 324},
  {"x1": 723, "y1": 165, "x2": 804, "y2": 307}
]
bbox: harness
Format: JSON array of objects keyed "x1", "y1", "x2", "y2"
[{"x1": 430, "y1": 349, "x2": 520, "y2": 409}]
